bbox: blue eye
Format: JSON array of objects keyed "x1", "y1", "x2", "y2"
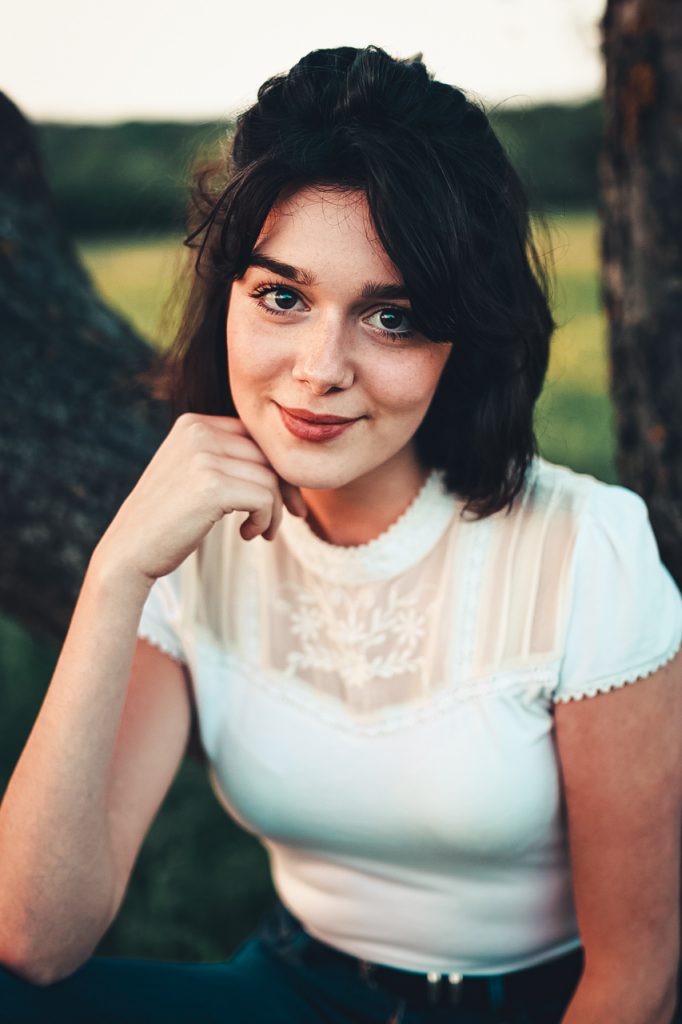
[
  {"x1": 365, "y1": 308, "x2": 415, "y2": 339},
  {"x1": 248, "y1": 280, "x2": 416, "y2": 341},
  {"x1": 250, "y1": 283, "x2": 302, "y2": 315}
]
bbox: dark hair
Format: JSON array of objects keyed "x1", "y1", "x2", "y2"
[{"x1": 150, "y1": 44, "x2": 556, "y2": 520}]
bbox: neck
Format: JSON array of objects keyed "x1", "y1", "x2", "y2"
[{"x1": 299, "y1": 447, "x2": 429, "y2": 547}]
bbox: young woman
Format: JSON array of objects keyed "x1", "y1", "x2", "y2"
[{"x1": 1, "y1": 44, "x2": 681, "y2": 1024}]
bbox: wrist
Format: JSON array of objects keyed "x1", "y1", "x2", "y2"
[{"x1": 87, "y1": 542, "x2": 154, "y2": 604}]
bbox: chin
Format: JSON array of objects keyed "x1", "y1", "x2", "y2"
[{"x1": 270, "y1": 449, "x2": 369, "y2": 492}]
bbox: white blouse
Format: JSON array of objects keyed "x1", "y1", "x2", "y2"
[{"x1": 136, "y1": 454, "x2": 682, "y2": 976}]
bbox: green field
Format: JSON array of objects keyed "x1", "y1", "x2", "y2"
[{"x1": 1, "y1": 212, "x2": 617, "y2": 963}]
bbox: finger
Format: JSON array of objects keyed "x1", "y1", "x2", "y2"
[
  {"x1": 279, "y1": 478, "x2": 308, "y2": 518},
  {"x1": 196, "y1": 414, "x2": 251, "y2": 435},
  {"x1": 226, "y1": 483, "x2": 275, "y2": 538},
  {"x1": 203, "y1": 431, "x2": 271, "y2": 466},
  {"x1": 242, "y1": 471, "x2": 282, "y2": 540},
  {"x1": 204, "y1": 461, "x2": 282, "y2": 539},
  {"x1": 206, "y1": 454, "x2": 279, "y2": 492},
  {"x1": 261, "y1": 491, "x2": 283, "y2": 541},
  {"x1": 196, "y1": 416, "x2": 308, "y2": 521}
]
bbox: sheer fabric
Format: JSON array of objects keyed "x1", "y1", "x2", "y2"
[{"x1": 137, "y1": 455, "x2": 682, "y2": 974}]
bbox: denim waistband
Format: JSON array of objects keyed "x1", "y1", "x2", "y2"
[{"x1": 256, "y1": 898, "x2": 585, "y2": 1016}]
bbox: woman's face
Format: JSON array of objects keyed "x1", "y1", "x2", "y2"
[{"x1": 226, "y1": 185, "x2": 452, "y2": 490}]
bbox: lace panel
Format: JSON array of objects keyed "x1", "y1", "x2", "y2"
[{"x1": 215, "y1": 645, "x2": 560, "y2": 736}]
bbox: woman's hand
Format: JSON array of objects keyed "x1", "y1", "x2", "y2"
[{"x1": 93, "y1": 412, "x2": 308, "y2": 586}]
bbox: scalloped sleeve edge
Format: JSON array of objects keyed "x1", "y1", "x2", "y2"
[
  {"x1": 136, "y1": 570, "x2": 189, "y2": 666},
  {"x1": 137, "y1": 623, "x2": 188, "y2": 666},
  {"x1": 552, "y1": 630, "x2": 682, "y2": 704}
]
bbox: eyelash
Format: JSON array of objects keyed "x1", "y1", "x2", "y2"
[{"x1": 247, "y1": 279, "x2": 416, "y2": 341}]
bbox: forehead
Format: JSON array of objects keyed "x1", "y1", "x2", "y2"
[
  {"x1": 254, "y1": 185, "x2": 399, "y2": 279},
  {"x1": 262, "y1": 184, "x2": 371, "y2": 230}
]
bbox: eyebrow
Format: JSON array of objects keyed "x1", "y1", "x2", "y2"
[{"x1": 246, "y1": 250, "x2": 410, "y2": 302}]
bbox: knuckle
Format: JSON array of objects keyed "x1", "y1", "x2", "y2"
[
  {"x1": 192, "y1": 454, "x2": 220, "y2": 488},
  {"x1": 185, "y1": 419, "x2": 210, "y2": 446},
  {"x1": 190, "y1": 447, "x2": 213, "y2": 469},
  {"x1": 199, "y1": 472, "x2": 224, "y2": 503},
  {"x1": 176, "y1": 411, "x2": 198, "y2": 428}
]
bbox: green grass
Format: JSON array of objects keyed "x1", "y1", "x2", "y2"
[
  {"x1": 78, "y1": 231, "x2": 189, "y2": 347},
  {"x1": 0, "y1": 211, "x2": 618, "y2": 962}
]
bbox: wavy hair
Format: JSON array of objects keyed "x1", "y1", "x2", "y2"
[{"x1": 147, "y1": 44, "x2": 556, "y2": 519}]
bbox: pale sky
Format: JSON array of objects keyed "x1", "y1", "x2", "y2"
[{"x1": 4, "y1": 0, "x2": 606, "y2": 124}]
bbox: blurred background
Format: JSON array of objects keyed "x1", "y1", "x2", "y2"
[{"x1": 1, "y1": 0, "x2": 612, "y2": 961}]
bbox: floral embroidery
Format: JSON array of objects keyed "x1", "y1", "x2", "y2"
[{"x1": 271, "y1": 577, "x2": 440, "y2": 691}]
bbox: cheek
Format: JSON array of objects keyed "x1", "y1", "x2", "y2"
[
  {"x1": 372, "y1": 349, "x2": 450, "y2": 415},
  {"x1": 227, "y1": 310, "x2": 281, "y2": 390}
]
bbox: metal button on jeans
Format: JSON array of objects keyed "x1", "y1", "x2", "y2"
[{"x1": 426, "y1": 970, "x2": 464, "y2": 1006}]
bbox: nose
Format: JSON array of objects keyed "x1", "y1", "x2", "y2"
[{"x1": 291, "y1": 318, "x2": 354, "y2": 394}]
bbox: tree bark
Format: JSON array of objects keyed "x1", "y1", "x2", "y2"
[
  {"x1": 599, "y1": 0, "x2": 682, "y2": 585},
  {"x1": 600, "y1": 7, "x2": 682, "y2": 1018},
  {"x1": 0, "y1": 90, "x2": 172, "y2": 643},
  {"x1": 0, "y1": 92, "x2": 204, "y2": 763}
]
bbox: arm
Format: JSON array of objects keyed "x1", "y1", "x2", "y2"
[
  {"x1": 0, "y1": 553, "x2": 191, "y2": 985},
  {"x1": 554, "y1": 646, "x2": 682, "y2": 1024},
  {"x1": 0, "y1": 412, "x2": 301, "y2": 986}
]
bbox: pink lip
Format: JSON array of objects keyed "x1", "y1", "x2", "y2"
[
  {"x1": 279, "y1": 406, "x2": 358, "y2": 424},
  {"x1": 278, "y1": 405, "x2": 360, "y2": 442}
]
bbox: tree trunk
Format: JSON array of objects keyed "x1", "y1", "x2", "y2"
[
  {"x1": 0, "y1": 92, "x2": 171, "y2": 640},
  {"x1": 599, "y1": 0, "x2": 682, "y2": 586},
  {"x1": 0, "y1": 91, "x2": 204, "y2": 762},
  {"x1": 600, "y1": 7, "x2": 681, "y2": 1018}
]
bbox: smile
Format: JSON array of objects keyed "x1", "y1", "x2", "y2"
[{"x1": 277, "y1": 405, "x2": 361, "y2": 442}]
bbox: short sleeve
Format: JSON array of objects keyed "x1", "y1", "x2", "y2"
[
  {"x1": 137, "y1": 567, "x2": 188, "y2": 665},
  {"x1": 552, "y1": 482, "x2": 682, "y2": 703}
]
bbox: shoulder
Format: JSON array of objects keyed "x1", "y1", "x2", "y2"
[
  {"x1": 537, "y1": 458, "x2": 682, "y2": 704},
  {"x1": 524, "y1": 454, "x2": 636, "y2": 519},
  {"x1": 534, "y1": 456, "x2": 672, "y2": 597},
  {"x1": 520, "y1": 455, "x2": 655, "y2": 561}
]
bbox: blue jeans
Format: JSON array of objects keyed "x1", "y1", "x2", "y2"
[{"x1": 0, "y1": 897, "x2": 585, "y2": 1023}]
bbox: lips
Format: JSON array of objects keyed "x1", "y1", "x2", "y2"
[
  {"x1": 277, "y1": 404, "x2": 361, "y2": 442},
  {"x1": 279, "y1": 406, "x2": 358, "y2": 424}
]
